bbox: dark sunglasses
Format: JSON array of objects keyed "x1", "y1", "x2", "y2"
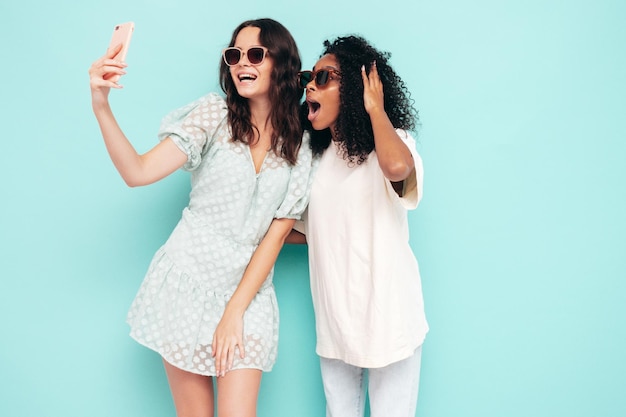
[
  {"x1": 298, "y1": 68, "x2": 341, "y2": 89},
  {"x1": 222, "y1": 46, "x2": 269, "y2": 66}
]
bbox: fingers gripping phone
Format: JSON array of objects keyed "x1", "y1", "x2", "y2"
[
  {"x1": 108, "y1": 21, "x2": 134, "y2": 61},
  {"x1": 105, "y1": 22, "x2": 134, "y2": 81}
]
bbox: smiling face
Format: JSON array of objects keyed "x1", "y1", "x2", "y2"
[
  {"x1": 229, "y1": 26, "x2": 274, "y2": 104},
  {"x1": 304, "y1": 54, "x2": 342, "y2": 134}
]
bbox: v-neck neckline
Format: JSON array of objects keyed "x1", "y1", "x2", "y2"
[{"x1": 248, "y1": 146, "x2": 269, "y2": 176}]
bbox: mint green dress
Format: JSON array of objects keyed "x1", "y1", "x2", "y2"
[{"x1": 126, "y1": 93, "x2": 315, "y2": 376}]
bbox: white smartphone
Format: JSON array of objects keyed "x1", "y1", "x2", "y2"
[{"x1": 107, "y1": 21, "x2": 134, "y2": 61}]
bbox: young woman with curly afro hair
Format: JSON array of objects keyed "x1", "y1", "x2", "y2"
[{"x1": 290, "y1": 35, "x2": 428, "y2": 417}]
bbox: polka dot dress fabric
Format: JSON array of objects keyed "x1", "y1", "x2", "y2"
[{"x1": 126, "y1": 93, "x2": 315, "y2": 375}]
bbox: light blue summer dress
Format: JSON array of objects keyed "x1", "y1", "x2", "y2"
[{"x1": 126, "y1": 93, "x2": 315, "y2": 376}]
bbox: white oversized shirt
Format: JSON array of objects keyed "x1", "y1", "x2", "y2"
[{"x1": 300, "y1": 130, "x2": 428, "y2": 368}]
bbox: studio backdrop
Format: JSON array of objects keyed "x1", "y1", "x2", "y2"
[{"x1": 1, "y1": 1, "x2": 625, "y2": 416}]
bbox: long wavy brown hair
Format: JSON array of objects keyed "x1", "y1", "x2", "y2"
[{"x1": 220, "y1": 18, "x2": 303, "y2": 165}]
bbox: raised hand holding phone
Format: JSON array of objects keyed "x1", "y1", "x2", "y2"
[
  {"x1": 89, "y1": 23, "x2": 133, "y2": 105},
  {"x1": 104, "y1": 22, "x2": 134, "y2": 82}
]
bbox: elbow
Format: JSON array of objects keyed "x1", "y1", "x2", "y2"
[
  {"x1": 124, "y1": 179, "x2": 140, "y2": 188},
  {"x1": 382, "y1": 160, "x2": 413, "y2": 182},
  {"x1": 271, "y1": 218, "x2": 297, "y2": 244},
  {"x1": 122, "y1": 174, "x2": 149, "y2": 188},
  {"x1": 123, "y1": 176, "x2": 141, "y2": 187},
  {"x1": 278, "y1": 221, "x2": 297, "y2": 242}
]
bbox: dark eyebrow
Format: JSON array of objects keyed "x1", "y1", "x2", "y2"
[{"x1": 311, "y1": 65, "x2": 340, "y2": 72}]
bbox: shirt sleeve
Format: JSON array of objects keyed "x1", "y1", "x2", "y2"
[
  {"x1": 157, "y1": 93, "x2": 228, "y2": 171},
  {"x1": 275, "y1": 131, "x2": 319, "y2": 220},
  {"x1": 385, "y1": 129, "x2": 424, "y2": 210},
  {"x1": 293, "y1": 209, "x2": 307, "y2": 235}
]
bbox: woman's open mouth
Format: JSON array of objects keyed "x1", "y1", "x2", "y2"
[
  {"x1": 306, "y1": 99, "x2": 321, "y2": 122},
  {"x1": 237, "y1": 73, "x2": 257, "y2": 84}
]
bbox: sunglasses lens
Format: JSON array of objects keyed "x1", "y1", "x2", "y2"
[
  {"x1": 248, "y1": 47, "x2": 265, "y2": 64},
  {"x1": 299, "y1": 71, "x2": 313, "y2": 88},
  {"x1": 224, "y1": 48, "x2": 241, "y2": 66},
  {"x1": 315, "y1": 70, "x2": 331, "y2": 86}
]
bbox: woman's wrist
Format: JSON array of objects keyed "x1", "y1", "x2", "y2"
[
  {"x1": 91, "y1": 95, "x2": 111, "y2": 113},
  {"x1": 224, "y1": 299, "x2": 247, "y2": 318}
]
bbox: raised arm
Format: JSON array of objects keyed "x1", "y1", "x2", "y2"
[
  {"x1": 362, "y1": 61, "x2": 415, "y2": 183},
  {"x1": 211, "y1": 217, "x2": 296, "y2": 376},
  {"x1": 89, "y1": 45, "x2": 187, "y2": 187}
]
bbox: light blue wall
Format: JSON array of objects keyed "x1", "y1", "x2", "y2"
[{"x1": 1, "y1": 1, "x2": 625, "y2": 416}]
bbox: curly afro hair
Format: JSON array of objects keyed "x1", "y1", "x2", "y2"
[{"x1": 303, "y1": 35, "x2": 419, "y2": 164}]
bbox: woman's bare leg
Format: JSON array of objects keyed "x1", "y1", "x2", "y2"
[
  {"x1": 216, "y1": 369, "x2": 262, "y2": 417},
  {"x1": 163, "y1": 359, "x2": 215, "y2": 417}
]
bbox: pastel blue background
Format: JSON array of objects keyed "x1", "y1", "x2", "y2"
[{"x1": 1, "y1": 1, "x2": 625, "y2": 416}]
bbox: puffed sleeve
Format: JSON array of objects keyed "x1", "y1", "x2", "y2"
[
  {"x1": 157, "y1": 93, "x2": 228, "y2": 171},
  {"x1": 274, "y1": 131, "x2": 319, "y2": 220},
  {"x1": 385, "y1": 129, "x2": 424, "y2": 210}
]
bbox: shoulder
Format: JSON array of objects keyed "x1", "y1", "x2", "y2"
[
  {"x1": 183, "y1": 93, "x2": 229, "y2": 126},
  {"x1": 301, "y1": 130, "x2": 312, "y2": 150},
  {"x1": 163, "y1": 93, "x2": 227, "y2": 120},
  {"x1": 199, "y1": 92, "x2": 226, "y2": 105},
  {"x1": 193, "y1": 93, "x2": 228, "y2": 112}
]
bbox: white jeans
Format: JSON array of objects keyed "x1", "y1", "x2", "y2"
[{"x1": 319, "y1": 346, "x2": 422, "y2": 417}]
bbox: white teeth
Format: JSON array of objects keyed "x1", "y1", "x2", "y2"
[{"x1": 239, "y1": 73, "x2": 257, "y2": 81}]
